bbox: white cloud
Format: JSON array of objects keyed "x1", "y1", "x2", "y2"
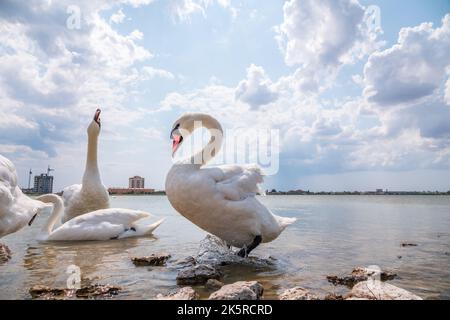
[
  {"x1": 445, "y1": 75, "x2": 450, "y2": 106},
  {"x1": 0, "y1": 0, "x2": 155, "y2": 158},
  {"x1": 110, "y1": 9, "x2": 126, "y2": 24},
  {"x1": 275, "y1": 0, "x2": 382, "y2": 67},
  {"x1": 128, "y1": 29, "x2": 144, "y2": 40},
  {"x1": 364, "y1": 15, "x2": 450, "y2": 106},
  {"x1": 142, "y1": 66, "x2": 175, "y2": 80},
  {"x1": 169, "y1": 0, "x2": 238, "y2": 23},
  {"x1": 235, "y1": 64, "x2": 278, "y2": 109},
  {"x1": 275, "y1": 0, "x2": 383, "y2": 93},
  {"x1": 121, "y1": 0, "x2": 155, "y2": 7}
]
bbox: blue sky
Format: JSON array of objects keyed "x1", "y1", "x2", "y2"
[{"x1": 0, "y1": 0, "x2": 450, "y2": 192}]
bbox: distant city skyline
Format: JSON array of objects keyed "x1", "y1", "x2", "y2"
[{"x1": 1, "y1": 1, "x2": 450, "y2": 192}]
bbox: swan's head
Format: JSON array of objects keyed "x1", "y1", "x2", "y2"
[
  {"x1": 170, "y1": 113, "x2": 223, "y2": 157},
  {"x1": 87, "y1": 108, "x2": 101, "y2": 136},
  {"x1": 169, "y1": 113, "x2": 197, "y2": 157}
]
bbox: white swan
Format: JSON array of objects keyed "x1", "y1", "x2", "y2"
[
  {"x1": 165, "y1": 113, "x2": 296, "y2": 257},
  {"x1": 62, "y1": 109, "x2": 109, "y2": 223},
  {"x1": 0, "y1": 155, "x2": 47, "y2": 238},
  {"x1": 36, "y1": 194, "x2": 164, "y2": 241}
]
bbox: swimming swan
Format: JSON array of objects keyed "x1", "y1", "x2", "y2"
[
  {"x1": 0, "y1": 155, "x2": 46, "y2": 238},
  {"x1": 36, "y1": 194, "x2": 164, "y2": 241},
  {"x1": 61, "y1": 109, "x2": 109, "y2": 222},
  {"x1": 165, "y1": 113, "x2": 296, "y2": 257}
]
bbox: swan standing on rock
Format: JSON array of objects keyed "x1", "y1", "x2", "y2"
[
  {"x1": 62, "y1": 109, "x2": 109, "y2": 222},
  {"x1": 36, "y1": 194, "x2": 164, "y2": 241},
  {"x1": 0, "y1": 155, "x2": 46, "y2": 238},
  {"x1": 165, "y1": 113, "x2": 296, "y2": 257}
]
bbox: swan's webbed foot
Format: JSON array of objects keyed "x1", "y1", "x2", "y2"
[{"x1": 237, "y1": 235, "x2": 262, "y2": 258}]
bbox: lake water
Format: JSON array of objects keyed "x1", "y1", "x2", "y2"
[{"x1": 1, "y1": 195, "x2": 449, "y2": 300}]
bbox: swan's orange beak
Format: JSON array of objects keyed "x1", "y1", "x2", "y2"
[{"x1": 172, "y1": 134, "x2": 183, "y2": 157}]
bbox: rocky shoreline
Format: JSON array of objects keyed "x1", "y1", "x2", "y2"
[
  {"x1": 152, "y1": 235, "x2": 423, "y2": 300},
  {"x1": 24, "y1": 235, "x2": 423, "y2": 300}
]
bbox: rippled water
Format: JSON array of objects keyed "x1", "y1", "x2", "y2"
[{"x1": 1, "y1": 195, "x2": 449, "y2": 300}]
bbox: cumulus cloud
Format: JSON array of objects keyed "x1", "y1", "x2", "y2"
[
  {"x1": 110, "y1": 9, "x2": 126, "y2": 24},
  {"x1": 142, "y1": 66, "x2": 175, "y2": 80},
  {"x1": 235, "y1": 64, "x2": 278, "y2": 109},
  {"x1": 364, "y1": 15, "x2": 450, "y2": 106},
  {"x1": 0, "y1": 0, "x2": 157, "y2": 159},
  {"x1": 169, "y1": 0, "x2": 237, "y2": 23},
  {"x1": 275, "y1": 0, "x2": 382, "y2": 67},
  {"x1": 275, "y1": 0, "x2": 383, "y2": 93},
  {"x1": 445, "y1": 75, "x2": 450, "y2": 106}
]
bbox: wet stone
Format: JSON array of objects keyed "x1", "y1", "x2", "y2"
[
  {"x1": 156, "y1": 287, "x2": 199, "y2": 300},
  {"x1": 327, "y1": 267, "x2": 397, "y2": 288},
  {"x1": 278, "y1": 287, "x2": 319, "y2": 300},
  {"x1": 0, "y1": 243, "x2": 11, "y2": 264},
  {"x1": 132, "y1": 253, "x2": 171, "y2": 266},
  {"x1": 29, "y1": 285, "x2": 72, "y2": 300},
  {"x1": 196, "y1": 235, "x2": 277, "y2": 269},
  {"x1": 209, "y1": 281, "x2": 264, "y2": 300},
  {"x1": 349, "y1": 280, "x2": 422, "y2": 300},
  {"x1": 205, "y1": 279, "x2": 224, "y2": 291},
  {"x1": 29, "y1": 284, "x2": 121, "y2": 300},
  {"x1": 176, "y1": 264, "x2": 222, "y2": 285},
  {"x1": 75, "y1": 284, "x2": 121, "y2": 298}
]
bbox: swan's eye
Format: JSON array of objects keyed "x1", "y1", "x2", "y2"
[{"x1": 170, "y1": 123, "x2": 180, "y2": 139}]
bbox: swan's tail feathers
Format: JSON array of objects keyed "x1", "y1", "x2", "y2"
[
  {"x1": 132, "y1": 218, "x2": 165, "y2": 236},
  {"x1": 277, "y1": 216, "x2": 297, "y2": 230}
]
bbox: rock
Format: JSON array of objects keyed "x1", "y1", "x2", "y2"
[
  {"x1": 156, "y1": 287, "x2": 199, "y2": 300},
  {"x1": 173, "y1": 256, "x2": 197, "y2": 268},
  {"x1": 278, "y1": 287, "x2": 319, "y2": 300},
  {"x1": 401, "y1": 243, "x2": 418, "y2": 247},
  {"x1": 29, "y1": 284, "x2": 121, "y2": 300},
  {"x1": 323, "y1": 293, "x2": 344, "y2": 300},
  {"x1": 327, "y1": 267, "x2": 397, "y2": 288},
  {"x1": 0, "y1": 243, "x2": 11, "y2": 264},
  {"x1": 176, "y1": 264, "x2": 222, "y2": 285},
  {"x1": 196, "y1": 235, "x2": 276, "y2": 269},
  {"x1": 132, "y1": 253, "x2": 171, "y2": 266},
  {"x1": 349, "y1": 280, "x2": 422, "y2": 300},
  {"x1": 205, "y1": 279, "x2": 224, "y2": 291},
  {"x1": 209, "y1": 281, "x2": 263, "y2": 300},
  {"x1": 29, "y1": 285, "x2": 71, "y2": 300},
  {"x1": 75, "y1": 284, "x2": 121, "y2": 298}
]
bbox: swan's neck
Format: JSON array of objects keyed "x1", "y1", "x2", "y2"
[
  {"x1": 83, "y1": 133, "x2": 101, "y2": 185},
  {"x1": 186, "y1": 117, "x2": 223, "y2": 166},
  {"x1": 39, "y1": 195, "x2": 64, "y2": 236}
]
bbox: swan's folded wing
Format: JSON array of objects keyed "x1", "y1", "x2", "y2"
[
  {"x1": 0, "y1": 156, "x2": 18, "y2": 216},
  {"x1": 62, "y1": 184, "x2": 81, "y2": 204},
  {"x1": 0, "y1": 185, "x2": 13, "y2": 216},
  {"x1": 50, "y1": 209, "x2": 151, "y2": 240},
  {"x1": 214, "y1": 164, "x2": 264, "y2": 201}
]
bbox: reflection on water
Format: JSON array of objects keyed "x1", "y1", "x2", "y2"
[{"x1": 1, "y1": 195, "x2": 449, "y2": 299}]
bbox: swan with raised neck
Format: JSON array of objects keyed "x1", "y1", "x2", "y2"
[{"x1": 165, "y1": 113, "x2": 296, "y2": 257}]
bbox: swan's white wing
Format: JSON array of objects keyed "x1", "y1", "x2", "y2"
[
  {"x1": 48, "y1": 209, "x2": 151, "y2": 241},
  {"x1": 212, "y1": 164, "x2": 264, "y2": 201},
  {"x1": 1, "y1": 155, "x2": 47, "y2": 237},
  {"x1": 62, "y1": 184, "x2": 82, "y2": 204}
]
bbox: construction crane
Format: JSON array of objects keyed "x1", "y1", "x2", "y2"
[
  {"x1": 47, "y1": 165, "x2": 54, "y2": 175},
  {"x1": 28, "y1": 169, "x2": 32, "y2": 189}
]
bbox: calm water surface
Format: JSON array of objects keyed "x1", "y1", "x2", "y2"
[{"x1": 1, "y1": 195, "x2": 449, "y2": 299}]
